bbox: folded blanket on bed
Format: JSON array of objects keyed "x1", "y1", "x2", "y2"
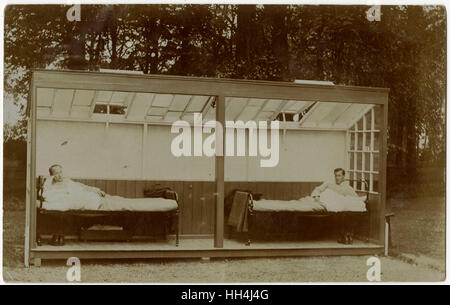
[
  {"x1": 42, "y1": 194, "x2": 178, "y2": 212},
  {"x1": 227, "y1": 191, "x2": 249, "y2": 232},
  {"x1": 42, "y1": 179, "x2": 103, "y2": 210},
  {"x1": 99, "y1": 195, "x2": 178, "y2": 212},
  {"x1": 42, "y1": 179, "x2": 178, "y2": 212},
  {"x1": 253, "y1": 197, "x2": 325, "y2": 212},
  {"x1": 41, "y1": 181, "x2": 178, "y2": 212},
  {"x1": 319, "y1": 189, "x2": 366, "y2": 212},
  {"x1": 252, "y1": 189, "x2": 366, "y2": 213}
]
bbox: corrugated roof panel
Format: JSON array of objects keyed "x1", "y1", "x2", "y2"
[
  {"x1": 146, "y1": 115, "x2": 163, "y2": 122},
  {"x1": 110, "y1": 91, "x2": 129, "y2": 104},
  {"x1": 283, "y1": 100, "x2": 312, "y2": 113},
  {"x1": 52, "y1": 89, "x2": 74, "y2": 115},
  {"x1": 319, "y1": 103, "x2": 353, "y2": 125},
  {"x1": 164, "y1": 111, "x2": 183, "y2": 121},
  {"x1": 35, "y1": 85, "x2": 376, "y2": 130},
  {"x1": 96, "y1": 90, "x2": 114, "y2": 103},
  {"x1": 186, "y1": 95, "x2": 209, "y2": 112},
  {"x1": 36, "y1": 88, "x2": 54, "y2": 107},
  {"x1": 247, "y1": 98, "x2": 265, "y2": 107},
  {"x1": 299, "y1": 102, "x2": 336, "y2": 125},
  {"x1": 152, "y1": 94, "x2": 173, "y2": 108},
  {"x1": 226, "y1": 98, "x2": 248, "y2": 120},
  {"x1": 70, "y1": 105, "x2": 91, "y2": 118},
  {"x1": 237, "y1": 106, "x2": 260, "y2": 121},
  {"x1": 334, "y1": 104, "x2": 370, "y2": 127},
  {"x1": 37, "y1": 107, "x2": 50, "y2": 117},
  {"x1": 262, "y1": 99, "x2": 283, "y2": 112},
  {"x1": 255, "y1": 111, "x2": 274, "y2": 121},
  {"x1": 147, "y1": 107, "x2": 167, "y2": 116},
  {"x1": 170, "y1": 95, "x2": 191, "y2": 111},
  {"x1": 125, "y1": 93, "x2": 153, "y2": 119},
  {"x1": 73, "y1": 90, "x2": 95, "y2": 106}
]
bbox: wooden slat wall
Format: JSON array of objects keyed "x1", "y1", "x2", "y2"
[{"x1": 38, "y1": 179, "x2": 381, "y2": 241}]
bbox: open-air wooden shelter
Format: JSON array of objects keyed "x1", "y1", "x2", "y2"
[{"x1": 25, "y1": 69, "x2": 389, "y2": 266}]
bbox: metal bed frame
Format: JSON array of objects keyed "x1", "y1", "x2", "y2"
[
  {"x1": 35, "y1": 176, "x2": 180, "y2": 247},
  {"x1": 245, "y1": 179, "x2": 370, "y2": 246}
]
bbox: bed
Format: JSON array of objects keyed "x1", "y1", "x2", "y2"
[
  {"x1": 35, "y1": 176, "x2": 180, "y2": 246},
  {"x1": 228, "y1": 179, "x2": 370, "y2": 245}
]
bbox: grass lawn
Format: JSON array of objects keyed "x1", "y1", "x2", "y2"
[
  {"x1": 389, "y1": 196, "x2": 445, "y2": 269},
  {"x1": 2, "y1": 195, "x2": 446, "y2": 282}
]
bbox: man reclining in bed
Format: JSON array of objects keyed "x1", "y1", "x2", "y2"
[
  {"x1": 311, "y1": 168, "x2": 363, "y2": 245},
  {"x1": 251, "y1": 168, "x2": 365, "y2": 245},
  {"x1": 40, "y1": 164, "x2": 178, "y2": 246},
  {"x1": 43, "y1": 164, "x2": 107, "y2": 211},
  {"x1": 42, "y1": 164, "x2": 178, "y2": 212},
  {"x1": 311, "y1": 168, "x2": 358, "y2": 199}
]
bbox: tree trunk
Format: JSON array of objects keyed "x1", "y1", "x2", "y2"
[{"x1": 267, "y1": 5, "x2": 289, "y2": 81}]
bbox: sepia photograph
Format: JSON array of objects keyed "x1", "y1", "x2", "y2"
[{"x1": 1, "y1": 1, "x2": 447, "y2": 288}]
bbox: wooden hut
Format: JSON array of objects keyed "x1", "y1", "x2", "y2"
[{"x1": 25, "y1": 69, "x2": 389, "y2": 266}]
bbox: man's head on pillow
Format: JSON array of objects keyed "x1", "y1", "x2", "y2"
[
  {"x1": 333, "y1": 168, "x2": 345, "y2": 185},
  {"x1": 49, "y1": 164, "x2": 64, "y2": 183}
]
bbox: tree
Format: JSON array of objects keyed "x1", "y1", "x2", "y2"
[{"x1": 4, "y1": 4, "x2": 446, "y2": 170}]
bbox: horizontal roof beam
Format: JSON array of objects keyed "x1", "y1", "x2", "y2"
[
  {"x1": 32, "y1": 70, "x2": 389, "y2": 105},
  {"x1": 36, "y1": 115, "x2": 349, "y2": 131}
]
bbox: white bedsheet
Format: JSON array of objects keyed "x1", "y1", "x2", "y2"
[
  {"x1": 253, "y1": 197, "x2": 325, "y2": 212},
  {"x1": 99, "y1": 195, "x2": 178, "y2": 212},
  {"x1": 41, "y1": 194, "x2": 178, "y2": 212},
  {"x1": 253, "y1": 189, "x2": 366, "y2": 212},
  {"x1": 318, "y1": 189, "x2": 366, "y2": 212}
]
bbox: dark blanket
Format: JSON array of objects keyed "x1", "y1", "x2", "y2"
[{"x1": 227, "y1": 191, "x2": 249, "y2": 232}]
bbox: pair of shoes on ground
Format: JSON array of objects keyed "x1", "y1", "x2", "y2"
[
  {"x1": 337, "y1": 232, "x2": 353, "y2": 245},
  {"x1": 49, "y1": 234, "x2": 65, "y2": 246}
]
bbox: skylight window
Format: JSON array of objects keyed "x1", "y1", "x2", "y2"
[{"x1": 93, "y1": 103, "x2": 127, "y2": 115}]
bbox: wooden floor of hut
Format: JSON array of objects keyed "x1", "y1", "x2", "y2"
[{"x1": 30, "y1": 237, "x2": 383, "y2": 266}]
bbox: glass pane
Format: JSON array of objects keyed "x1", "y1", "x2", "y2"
[
  {"x1": 357, "y1": 118, "x2": 363, "y2": 131},
  {"x1": 351, "y1": 172, "x2": 357, "y2": 188},
  {"x1": 372, "y1": 173, "x2": 379, "y2": 192},
  {"x1": 349, "y1": 153, "x2": 355, "y2": 170},
  {"x1": 93, "y1": 104, "x2": 107, "y2": 114},
  {"x1": 110, "y1": 105, "x2": 127, "y2": 115},
  {"x1": 357, "y1": 133, "x2": 363, "y2": 150},
  {"x1": 373, "y1": 153, "x2": 380, "y2": 171},
  {"x1": 365, "y1": 112, "x2": 372, "y2": 130},
  {"x1": 356, "y1": 153, "x2": 362, "y2": 170},
  {"x1": 350, "y1": 133, "x2": 355, "y2": 150},
  {"x1": 363, "y1": 132, "x2": 371, "y2": 151},
  {"x1": 362, "y1": 173, "x2": 370, "y2": 190},
  {"x1": 374, "y1": 132, "x2": 380, "y2": 151},
  {"x1": 364, "y1": 153, "x2": 371, "y2": 170},
  {"x1": 355, "y1": 172, "x2": 361, "y2": 190},
  {"x1": 374, "y1": 105, "x2": 382, "y2": 130}
]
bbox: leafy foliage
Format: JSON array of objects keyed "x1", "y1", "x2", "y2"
[{"x1": 4, "y1": 4, "x2": 446, "y2": 167}]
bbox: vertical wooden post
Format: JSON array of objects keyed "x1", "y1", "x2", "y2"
[
  {"x1": 379, "y1": 102, "x2": 388, "y2": 246},
  {"x1": 30, "y1": 74, "x2": 37, "y2": 253},
  {"x1": 215, "y1": 95, "x2": 225, "y2": 248},
  {"x1": 141, "y1": 123, "x2": 148, "y2": 179},
  {"x1": 24, "y1": 117, "x2": 32, "y2": 267}
]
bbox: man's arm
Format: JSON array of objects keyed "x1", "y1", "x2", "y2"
[
  {"x1": 311, "y1": 182, "x2": 328, "y2": 197},
  {"x1": 70, "y1": 180, "x2": 106, "y2": 196},
  {"x1": 344, "y1": 184, "x2": 358, "y2": 197}
]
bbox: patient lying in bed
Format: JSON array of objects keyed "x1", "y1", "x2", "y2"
[
  {"x1": 253, "y1": 168, "x2": 366, "y2": 213},
  {"x1": 253, "y1": 189, "x2": 366, "y2": 213},
  {"x1": 41, "y1": 164, "x2": 177, "y2": 212},
  {"x1": 309, "y1": 168, "x2": 365, "y2": 212}
]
